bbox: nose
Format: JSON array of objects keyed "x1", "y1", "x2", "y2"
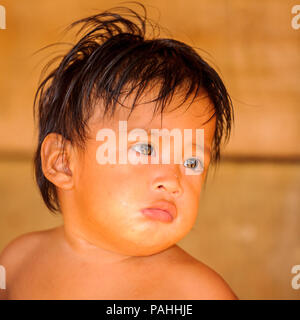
[{"x1": 151, "y1": 168, "x2": 183, "y2": 198}]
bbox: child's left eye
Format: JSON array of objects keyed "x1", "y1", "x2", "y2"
[
  {"x1": 183, "y1": 158, "x2": 202, "y2": 170},
  {"x1": 131, "y1": 143, "x2": 156, "y2": 156}
]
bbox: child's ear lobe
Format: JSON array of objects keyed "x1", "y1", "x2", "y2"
[{"x1": 41, "y1": 133, "x2": 74, "y2": 190}]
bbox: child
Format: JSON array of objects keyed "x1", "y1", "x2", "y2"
[{"x1": 0, "y1": 4, "x2": 237, "y2": 300}]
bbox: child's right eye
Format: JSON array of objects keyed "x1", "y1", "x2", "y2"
[{"x1": 131, "y1": 143, "x2": 156, "y2": 156}]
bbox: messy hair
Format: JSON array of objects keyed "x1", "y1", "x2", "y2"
[{"x1": 33, "y1": 3, "x2": 234, "y2": 213}]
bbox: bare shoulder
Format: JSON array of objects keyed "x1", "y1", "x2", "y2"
[
  {"x1": 1, "y1": 228, "x2": 55, "y2": 260},
  {"x1": 0, "y1": 227, "x2": 62, "y2": 268},
  {"x1": 0, "y1": 227, "x2": 60, "y2": 299},
  {"x1": 167, "y1": 245, "x2": 238, "y2": 300}
]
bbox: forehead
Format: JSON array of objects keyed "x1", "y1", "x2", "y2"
[{"x1": 90, "y1": 87, "x2": 216, "y2": 132}]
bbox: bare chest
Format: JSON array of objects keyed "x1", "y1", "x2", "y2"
[{"x1": 8, "y1": 260, "x2": 180, "y2": 299}]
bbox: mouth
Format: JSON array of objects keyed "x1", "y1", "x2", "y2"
[{"x1": 140, "y1": 200, "x2": 177, "y2": 223}]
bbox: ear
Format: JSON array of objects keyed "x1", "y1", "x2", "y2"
[{"x1": 41, "y1": 133, "x2": 75, "y2": 190}]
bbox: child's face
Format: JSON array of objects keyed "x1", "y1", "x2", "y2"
[{"x1": 62, "y1": 89, "x2": 216, "y2": 257}]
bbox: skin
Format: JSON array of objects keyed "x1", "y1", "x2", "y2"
[{"x1": 0, "y1": 88, "x2": 238, "y2": 300}]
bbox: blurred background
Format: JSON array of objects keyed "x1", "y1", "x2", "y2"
[{"x1": 0, "y1": 0, "x2": 299, "y2": 299}]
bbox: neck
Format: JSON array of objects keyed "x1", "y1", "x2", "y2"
[{"x1": 60, "y1": 224, "x2": 135, "y2": 265}]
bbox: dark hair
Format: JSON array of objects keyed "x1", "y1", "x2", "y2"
[{"x1": 33, "y1": 3, "x2": 234, "y2": 213}]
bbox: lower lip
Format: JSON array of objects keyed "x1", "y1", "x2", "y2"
[{"x1": 140, "y1": 208, "x2": 174, "y2": 223}]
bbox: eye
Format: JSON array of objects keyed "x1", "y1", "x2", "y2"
[
  {"x1": 131, "y1": 143, "x2": 156, "y2": 156},
  {"x1": 183, "y1": 157, "x2": 202, "y2": 170}
]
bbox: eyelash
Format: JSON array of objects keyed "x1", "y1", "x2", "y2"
[{"x1": 131, "y1": 143, "x2": 203, "y2": 171}]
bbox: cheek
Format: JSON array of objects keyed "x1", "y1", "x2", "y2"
[
  {"x1": 75, "y1": 159, "x2": 144, "y2": 219},
  {"x1": 180, "y1": 184, "x2": 201, "y2": 219},
  {"x1": 178, "y1": 174, "x2": 204, "y2": 220},
  {"x1": 187, "y1": 171, "x2": 203, "y2": 196}
]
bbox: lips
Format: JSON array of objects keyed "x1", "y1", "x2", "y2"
[{"x1": 140, "y1": 200, "x2": 177, "y2": 223}]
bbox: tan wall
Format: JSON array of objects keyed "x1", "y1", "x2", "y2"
[{"x1": 0, "y1": 0, "x2": 299, "y2": 299}]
